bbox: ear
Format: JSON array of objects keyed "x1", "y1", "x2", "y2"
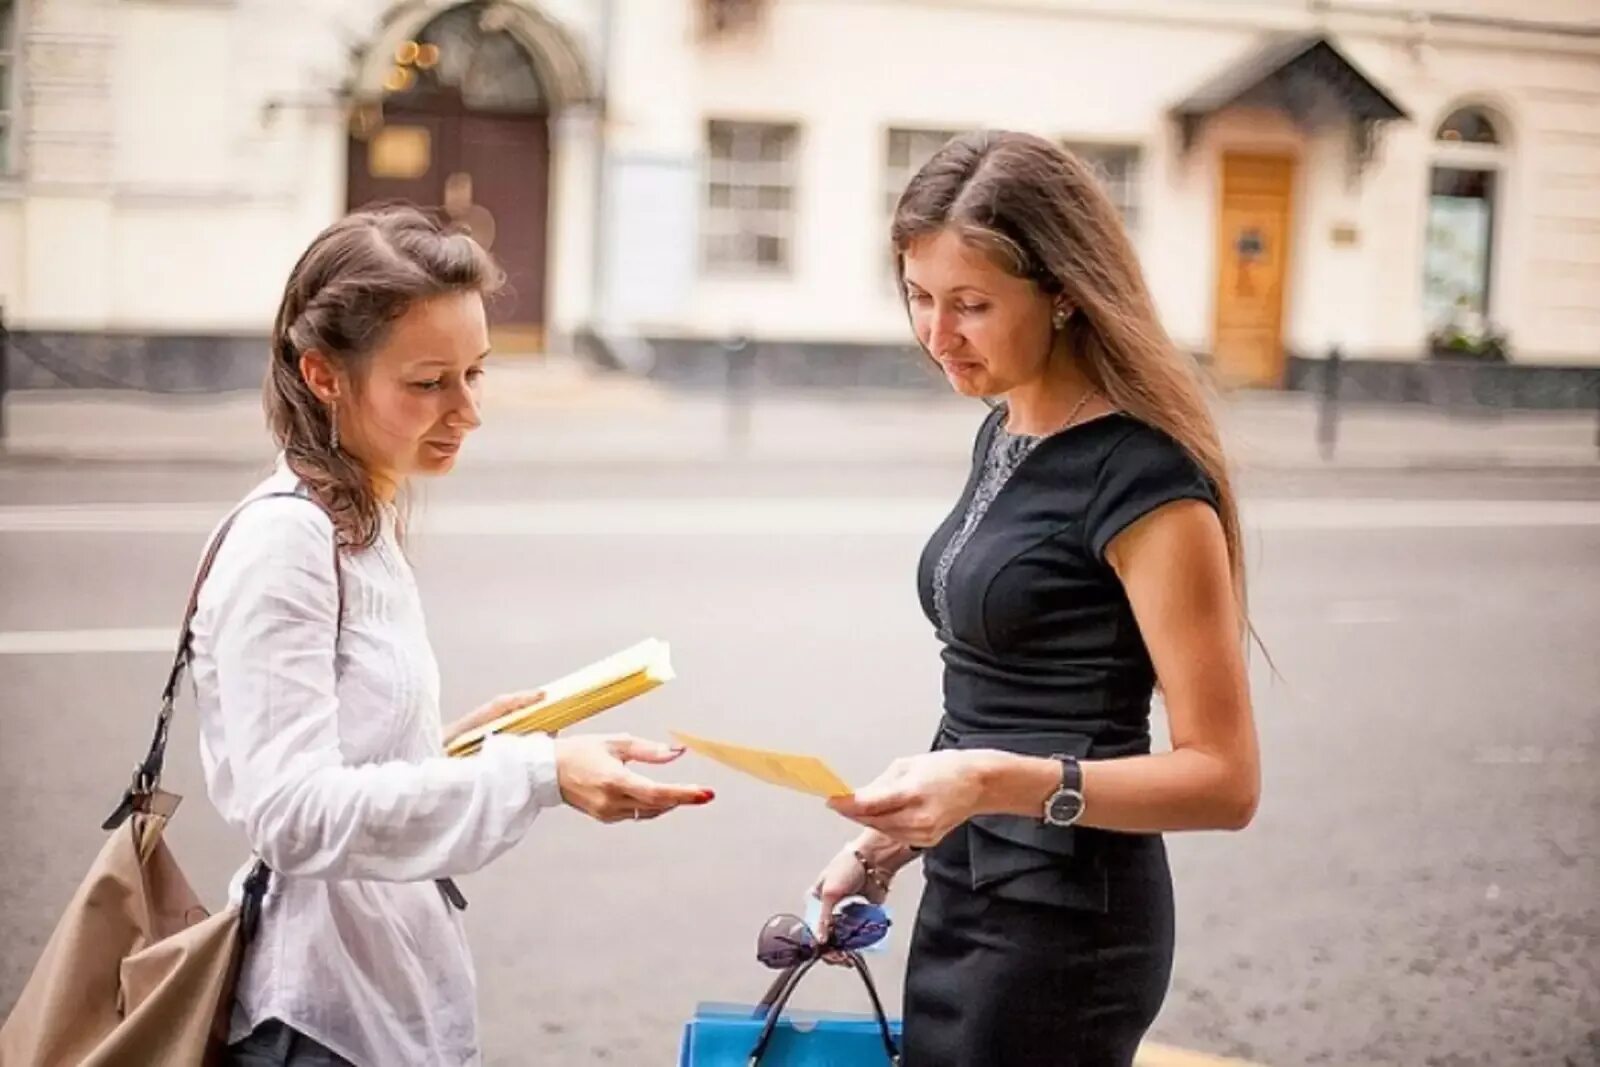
[{"x1": 298, "y1": 349, "x2": 341, "y2": 405}]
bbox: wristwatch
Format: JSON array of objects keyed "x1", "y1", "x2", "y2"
[{"x1": 1041, "y1": 753, "x2": 1085, "y2": 827}]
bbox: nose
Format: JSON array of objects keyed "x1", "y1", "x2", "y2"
[
  {"x1": 449, "y1": 379, "x2": 483, "y2": 432},
  {"x1": 927, "y1": 305, "x2": 962, "y2": 358}
]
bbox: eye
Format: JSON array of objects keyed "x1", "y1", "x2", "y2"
[
  {"x1": 466, "y1": 365, "x2": 486, "y2": 383},
  {"x1": 957, "y1": 302, "x2": 989, "y2": 315},
  {"x1": 412, "y1": 379, "x2": 443, "y2": 392},
  {"x1": 906, "y1": 289, "x2": 932, "y2": 306}
]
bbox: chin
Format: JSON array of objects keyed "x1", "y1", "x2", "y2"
[
  {"x1": 942, "y1": 368, "x2": 998, "y2": 399},
  {"x1": 413, "y1": 451, "x2": 461, "y2": 476}
]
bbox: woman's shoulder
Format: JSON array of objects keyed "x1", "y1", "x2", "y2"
[
  {"x1": 1063, "y1": 412, "x2": 1194, "y2": 475},
  {"x1": 1037, "y1": 411, "x2": 1217, "y2": 501},
  {"x1": 208, "y1": 472, "x2": 338, "y2": 572},
  {"x1": 1079, "y1": 415, "x2": 1219, "y2": 555}
]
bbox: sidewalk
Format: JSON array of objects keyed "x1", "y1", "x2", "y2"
[{"x1": 1, "y1": 357, "x2": 1595, "y2": 471}]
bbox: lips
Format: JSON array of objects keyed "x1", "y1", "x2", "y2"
[{"x1": 426, "y1": 438, "x2": 463, "y2": 454}]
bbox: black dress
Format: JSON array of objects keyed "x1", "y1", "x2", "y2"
[{"x1": 902, "y1": 407, "x2": 1219, "y2": 1067}]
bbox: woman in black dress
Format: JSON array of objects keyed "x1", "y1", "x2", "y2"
[{"x1": 812, "y1": 131, "x2": 1261, "y2": 1066}]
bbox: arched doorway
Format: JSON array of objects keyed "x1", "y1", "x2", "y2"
[{"x1": 348, "y1": 2, "x2": 578, "y2": 350}]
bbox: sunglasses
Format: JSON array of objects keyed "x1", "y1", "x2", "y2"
[{"x1": 756, "y1": 901, "x2": 891, "y2": 969}]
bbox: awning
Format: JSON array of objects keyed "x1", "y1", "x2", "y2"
[{"x1": 1172, "y1": 35, "x2": 1408, "y2": 152}]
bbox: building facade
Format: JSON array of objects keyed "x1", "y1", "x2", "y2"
[{"x1": 1, "y1": 0, "x2": 1597, "y2": 402}]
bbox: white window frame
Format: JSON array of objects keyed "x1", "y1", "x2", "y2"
[
  {"x1": 1424, "y1": 105, "x2": 1510, "y2": 331},
  {"x1": 701, "y1": 119, "x2": 799, "y2": 275},
  {"x1": 1062, "y1": 141, "x2": 1143, "y2": 232},
  {"x1": 881, "y1": 127, "x2": 963, "y2": 286},
  {"x1": 883, "y1": 127, "x2": 961, "y2": 221}
]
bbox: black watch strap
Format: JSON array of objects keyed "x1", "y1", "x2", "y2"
[{"x1": 1057, "y1": 753, "x2": 1083, "y2": 792}]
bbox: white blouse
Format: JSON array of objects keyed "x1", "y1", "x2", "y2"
[{"x1": 189, "y1": 462, "x2": 561, "y2": 1066}]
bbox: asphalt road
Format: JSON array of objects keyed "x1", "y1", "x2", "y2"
[{"x1": 1, "y1": 457, "x2": 1596, "y2": 1065}]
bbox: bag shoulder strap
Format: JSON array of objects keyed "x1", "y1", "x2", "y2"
[{"x1": 103, "y1": 488, "x2": 342, "y2": 831}]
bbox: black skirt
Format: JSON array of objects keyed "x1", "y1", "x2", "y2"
[{"x1": 902, "y1": 834, "x2": 1175, "y2": 1067}]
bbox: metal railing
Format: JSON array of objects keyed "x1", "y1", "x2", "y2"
[{"x1": 0, "y1": 303, "x2": 10, "y2": 450}]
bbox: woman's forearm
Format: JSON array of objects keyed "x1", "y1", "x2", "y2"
[{"x1": 971, "y1": 747, "x2": 1259, "y2": 833}]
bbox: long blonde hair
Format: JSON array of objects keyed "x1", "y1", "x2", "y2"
[{"x1": 893, "y1": 130, "x2": 1249, "y2": 627}]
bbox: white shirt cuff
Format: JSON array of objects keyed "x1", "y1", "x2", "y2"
[{"x1": 480, "y1": 731, "x2": 564, "y2": 809}]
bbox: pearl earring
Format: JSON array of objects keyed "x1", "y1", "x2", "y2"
[{"x1": 1052, "y1": 307, "x2": 1069, "y2": 330}]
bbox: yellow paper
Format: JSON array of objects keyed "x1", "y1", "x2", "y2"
[
  {"x1": 447, "y1": 639, "x2": 674, "y2": 758},
  {"x1": 670, "y1": 730, "x2": 854, "y2": 799}
]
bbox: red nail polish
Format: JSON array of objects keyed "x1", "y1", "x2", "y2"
[{"x1": 698, "y1": 790, "x2": 716, "y2": 803}]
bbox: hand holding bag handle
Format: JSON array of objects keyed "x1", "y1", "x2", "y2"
[{"x1": 746, "y1": 951, "x2": 901, "y2": 1066}]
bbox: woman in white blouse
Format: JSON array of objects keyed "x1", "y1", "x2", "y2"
[{"x1": 192, "y1": 206, "x2": 714, "y2": 1067}]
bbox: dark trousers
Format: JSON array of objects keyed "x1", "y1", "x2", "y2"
[{"x1": 222, "y1": 1019, "x2": 355, "y2": 1067}]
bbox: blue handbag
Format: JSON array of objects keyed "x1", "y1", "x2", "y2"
[{"x1": 678, "y1": 954, "x2": 903, "y2": 1066}]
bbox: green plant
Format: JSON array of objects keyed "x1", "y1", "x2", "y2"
[{"x1": 1428, "y1": 307, "x2": 1509, "y2": 362}]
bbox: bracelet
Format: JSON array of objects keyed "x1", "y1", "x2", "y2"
[{"x1": 852, "y1": 849, "x2": 892, "y2": 893}]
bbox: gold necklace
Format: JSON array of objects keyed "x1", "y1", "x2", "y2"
[
  {"x1": 1060, "y1": 387, "x2": 1099, "y2": 432},
  {"x1": 1005, "y1": 387, "x2": 1099, "y2": 439}
]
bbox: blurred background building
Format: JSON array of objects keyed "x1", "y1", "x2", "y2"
[{"x1": 0, "y1": 0, "x2": 1596, "y2": 401}]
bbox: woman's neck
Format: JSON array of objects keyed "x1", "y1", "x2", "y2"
[
  {"x1": 369, "y1": 469, "x2": 401, "y2": 504},
  {"x1": 1003, "y1": 350, "x2": 1098, "y2": 437}
]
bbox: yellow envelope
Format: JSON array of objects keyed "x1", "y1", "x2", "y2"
[{"x1": 670, "y1": 730, "x2": 854, "y2": 799}]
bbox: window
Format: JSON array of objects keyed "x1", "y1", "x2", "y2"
[
  {"x1": 1436, "y1": 107, "x2": 1500, "y2": 146},
  {"x1": 882, "y1": 128, "x2": 962, "y2": 282},
  {"x1": 884, "y1": 128, "x2": 960, "y2": 218},
  {"x1": 0, "y1": 0, "x2": 16, "y2": 174},
  {"x1": 699, "y1": 0, "x2": 767, "y2": 37},
  {"x1": 1425, "y1": 167, "x2": 1496, "y2": 327},
  {"x1": 1424, "y1": 106, "x2": 1507, "y2": 328},
  {"x1": 703, "y1": 120, "x2": 798, "y2": 272},
  {"x1": 1063, "y1": 142, "x2": 1142, "y2": 230}
]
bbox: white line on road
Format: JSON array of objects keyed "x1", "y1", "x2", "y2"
[
  {"x1": 1137, "y1": 1044, "x2": 1268, "y2": 1067},
  {"x1": 0, "y1": 627, "x2": 177, "y2": 655},
  {"x1": 0, "y1": 624, "x2": 571, "y2": 657},
  {"x1": 0, "y1": 497, "x2": 1597, "y2": 536}
]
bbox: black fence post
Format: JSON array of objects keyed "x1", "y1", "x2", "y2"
[
  {"x1": 1316, "y1": 344, "x2": 1342, "y2": 461},
  {"x1": 723, "y1": 333, "x2": 753, "y2": 454},
  {"x1": 0, "y1": 303, "x2": 9, "y2": 450}
]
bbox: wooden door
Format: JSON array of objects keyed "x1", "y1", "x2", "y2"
[
  {"x1": 347, "y1": 108, "x2": 550, "y2": 344},
  {"x1": 348, "y1": 114, "x2": 449, "y2": 217},
  {"x1": 457, "y1": 114, "x2": 549, "y2": 346},
  {"x1": 1212, "y1": 154, "x2": 1294, "y2": 387}
]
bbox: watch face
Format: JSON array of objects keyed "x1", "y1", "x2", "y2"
[{"x1": 1046, "y1": 789, "x2": 1084, "y2": 826}]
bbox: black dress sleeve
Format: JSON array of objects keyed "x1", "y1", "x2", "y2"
[{"x1": 1084, "y1": 423, "x2": 1219, "y2": 562}]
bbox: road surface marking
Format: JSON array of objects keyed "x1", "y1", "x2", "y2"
[
  {"x1": 0, "y1": 627, "x2": 176, "y2": 655},
  {"x1": 0, "y1": 498, "x2": 1598, "y2": 535},
  {"x1": 1138, "y1": 1044, "x2": 1267, "y2": 1067}
]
